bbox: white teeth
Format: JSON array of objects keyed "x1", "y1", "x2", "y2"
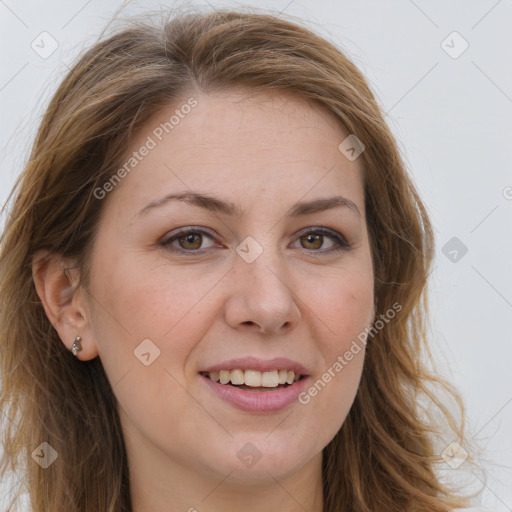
[
  {"x1": 244, "y1": 370, "x2": 261, "y2": 387},
  {"x1": 261, "y1": 370, "x2": 279, "y2": 387},
  {"x1": 219, "y1": 370, "x2": 230, "y2": 385},
  {"x1": 204, "y1": 369, "x2": 301, "y2": 387},
  {"x1": 230, "y1": 369, "x2": 244, "y2": 385}
]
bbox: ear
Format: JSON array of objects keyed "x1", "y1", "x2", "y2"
[{"x1": 32, "y1": 250, "x2": 98, "y2": 361}]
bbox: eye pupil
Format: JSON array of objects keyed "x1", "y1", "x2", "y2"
[
  {"x1": 302, "y1": 233, "x2": 322, "y2": 250},
  {"x1": 179, "y1": 233, "x2": 202, "y2": 250}
]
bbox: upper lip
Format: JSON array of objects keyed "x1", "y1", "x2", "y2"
[{"x1": 200, "y1": 356, "x2": 310, "y2": 375}]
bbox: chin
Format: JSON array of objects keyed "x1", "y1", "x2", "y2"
[{"x1": 201, "y1": 436, "x2": 317, "y2": 483}]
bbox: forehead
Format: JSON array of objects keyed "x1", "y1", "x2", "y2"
[
  {"x1": 161, "y1": 87, "x2": 351, "y2": 156},
  {"x1": 107, "y1": 87, "x2": 365, "y2": 219}
]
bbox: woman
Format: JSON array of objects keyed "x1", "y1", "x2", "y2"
[{"x1": 0, "y1": 7, "x2": 471, "y2": 512}]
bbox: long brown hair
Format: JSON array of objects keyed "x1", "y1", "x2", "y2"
[{"x1": 0, "y1": 7, "x2": 471, "y2": 511}]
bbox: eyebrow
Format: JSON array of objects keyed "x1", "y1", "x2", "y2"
[{"x1": 134, "y1": 191, "x2": 361, "y2": 220}]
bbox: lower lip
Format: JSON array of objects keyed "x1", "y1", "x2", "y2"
[{"x1": 199, "y1": 374, "x2": 309, "y2": 413}]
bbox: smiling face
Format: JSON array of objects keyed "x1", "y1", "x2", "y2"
[{"x1": 82, "y1": 87, "x2": 375, "y2": 493}]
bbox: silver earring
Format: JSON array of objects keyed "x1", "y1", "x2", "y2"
[{"x1": 71, "y1": 336, "x2": 82, "y2": 356}]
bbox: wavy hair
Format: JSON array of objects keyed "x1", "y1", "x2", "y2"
[{"x1": 0, "y1": 7, "x2": 471, "y2": 511}]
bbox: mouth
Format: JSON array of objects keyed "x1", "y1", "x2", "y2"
[
  {"x1": 199, "y1": 369, "x2": 306, "y2": 392},
  {"x1": 198, "y1": 357, "x2": 310, "y2": 412}
]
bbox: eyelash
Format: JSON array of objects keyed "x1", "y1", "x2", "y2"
[{"x1": 160, "y1": 226, "x2": 352, "y2": 256}]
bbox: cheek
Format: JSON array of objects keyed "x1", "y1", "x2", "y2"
[
  {"x1": 308, "y1": 263, "x2": 374, "y2": 347},
  {"x1": 86, "y1": 246, "x2": 237, "y2": 428},
  {"x1": 86, "y1": 252, "x2": 212, "y2": 441},
  {"x1": 298, "y1": 265, "x2": 373, "y2": 421},
  {"x1": 89, "y1": 247, "x2": 223, "y2": 350}
]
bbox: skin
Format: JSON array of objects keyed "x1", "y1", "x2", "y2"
[{"x1": 33, "y1": 87, "x2": 375, "y2": 512}]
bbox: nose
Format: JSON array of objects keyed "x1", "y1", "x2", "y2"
[{"x1": 224, "y1": 248, "x2": 301, "y2": 335}]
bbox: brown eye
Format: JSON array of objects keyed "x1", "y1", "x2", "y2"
[
  {"x1": 177, "y1": 233, "x2": 203, "y2": 250},
  {"x1": 300, "y1": 233, "x2": 323, "y2": 250},
  {"x1": 292, "y1": 228, "x2": 351, "y2": 254},
  {"x1": 161, "y1": 228, "x2": 217, "y2": 254}
]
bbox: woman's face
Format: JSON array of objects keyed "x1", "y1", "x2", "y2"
[{"x1": 84, "y1": 88, "x2": 375, "y2": 485}]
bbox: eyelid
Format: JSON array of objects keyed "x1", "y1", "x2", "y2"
[
  {"x1": 292, "y1": 226, "x2": 351, "y2": 252},
  {"x1": 160, "y1": 226, "x2": 219, "y2": 251}
]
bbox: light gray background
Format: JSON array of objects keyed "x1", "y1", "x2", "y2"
[{"x1": 1, "y1": 0, "x2": 511, "y2": 510}]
